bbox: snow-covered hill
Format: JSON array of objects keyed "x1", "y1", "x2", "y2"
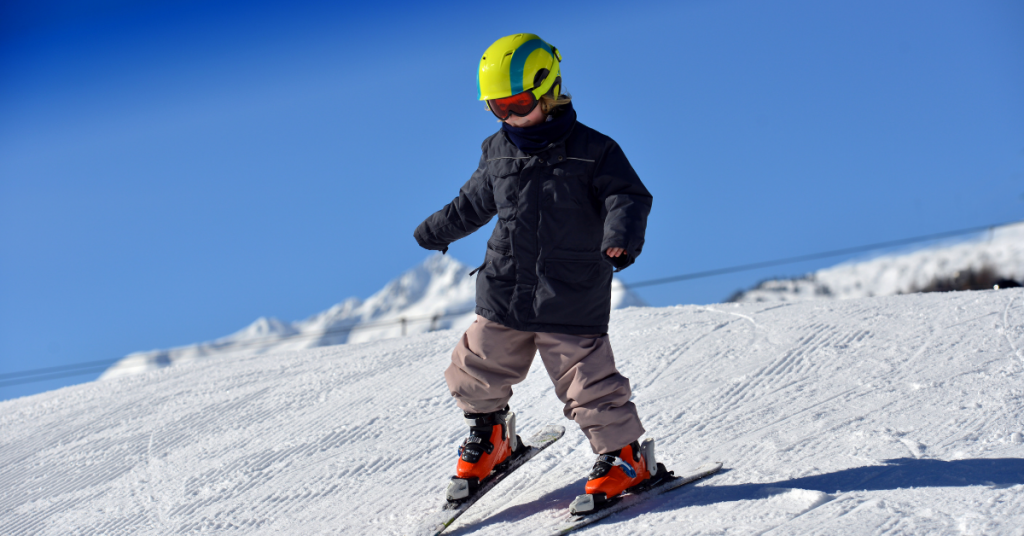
[
  {"x1": 3, "y1": 289, "x2": 1024, "y2": 535},
  {"x1": 731, "y1": 221, "x2": 1024, "y2": 303},
  {"x1": 101, "y1": 254, "x2": 646, "y2": 379}
]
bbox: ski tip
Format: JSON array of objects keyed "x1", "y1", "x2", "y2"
[
  {"x1": 699, "y1": 461, "x2": 724, "y2": 473},
  {"x1": 528, "y1": 424, "x2": 565, "y2": 442},
  {"x1": 541, "y1": 424, "x2": 566, "y2": 436}
]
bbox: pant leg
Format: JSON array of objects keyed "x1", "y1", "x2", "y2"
[
  {"x1": 534, "y1": 332, "x2": 645, "y2": 454},
  {"x1": 445, "y1": 316, "x2": 538, "y2": 414}
]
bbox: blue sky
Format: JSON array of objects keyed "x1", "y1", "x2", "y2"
[{"x1": 2, "y1": 0, "x2": 1022, "y2": 401}]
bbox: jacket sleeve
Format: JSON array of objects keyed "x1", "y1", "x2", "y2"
[
  {"x1": 414, "y1": 154, "x2": 497, "y2": 253},
  {"x1": 593, "y1": 141, "x2": 653, "y2": 270}
]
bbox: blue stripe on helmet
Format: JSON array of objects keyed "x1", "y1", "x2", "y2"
[{"x1": 509, "y1": 39, "x2": 552, "y2": 95}]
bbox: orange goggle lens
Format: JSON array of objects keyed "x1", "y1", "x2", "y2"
[{"x1": 487, "y1": 91, "x2": 538, "y2": 121}]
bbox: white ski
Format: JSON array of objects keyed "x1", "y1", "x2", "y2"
[
  {"x1": 415, "y1": 424, "x2": 566, "y2": 536},
  {"x1": 555, "y1": 461, "x2": 724, "y2": 535}
]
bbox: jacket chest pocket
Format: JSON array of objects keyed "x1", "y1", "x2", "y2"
[
  {"x1": 485, "y1": 174, "x2": 517, "y2": 223},
  {"x1": 541, "y1": 173, "x2": 589, "y2": 209},
  {"x1": 487, "y1": 156, "x2": 526, "y2": 215}
]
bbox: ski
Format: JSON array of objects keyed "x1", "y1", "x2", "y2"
[
  {"x1": 415, "y1": 424, "x2": 566, "y2": 536},
  {"x1": 554, "y1": 461, "x2": 723, "y2": 535}
]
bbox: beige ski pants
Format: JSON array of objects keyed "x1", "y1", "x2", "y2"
[{"x1": 445, "y1": 316, "x2": 645, "y2": 454}]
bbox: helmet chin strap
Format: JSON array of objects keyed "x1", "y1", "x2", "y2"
[{"x1": 548, "y1": 75, "x2": 562, "y2": 99}]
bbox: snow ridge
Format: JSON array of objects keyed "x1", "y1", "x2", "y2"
[
  {"x1": 101, "y1": 254, "x2": 647, "y2": 379},
  {"x1": 732, "y1": 221, "x2": 1024, "y2": 303}
]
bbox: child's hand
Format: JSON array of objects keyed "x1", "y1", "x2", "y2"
[{"x1": 606, "y1": 247, "x2": 626, "y2": 258}]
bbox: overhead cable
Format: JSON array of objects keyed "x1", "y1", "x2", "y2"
[{"x1": 623, "y1": 220, "x2": 1016, "y2": 289}]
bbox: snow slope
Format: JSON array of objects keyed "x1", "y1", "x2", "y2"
[
  {"x1": 732, "y1": 221, "x2": 1024, "y2": 303},
  {"x1": 101, "y1": 254, "x2": 646, "y2": 379},
  {"x1": 3, "y1": 289, "x2": 1024, "y2": 535}
]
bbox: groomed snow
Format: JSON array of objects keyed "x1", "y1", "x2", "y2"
[{"x1": 3, "y1": 289, "x2": 1024, "y2": 535}]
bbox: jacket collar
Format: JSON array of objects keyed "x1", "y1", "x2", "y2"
[{"x1": 500, "y1": 102, "x2": 577, "y2": 155}]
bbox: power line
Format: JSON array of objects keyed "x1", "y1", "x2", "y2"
[
  {"x1": 2, "y1": 219, "x2": 1019, "y2": 391},
  {"x1": 0, "y1": 309, "x2": 476, "y2": 389},
  {"x1": 169, "y1": 308, "x2": 478, "y2": 354},
  {"x1": 622, "y1": 220, "x2": 1017, "y2": 289},
  {"x1": 0, "y1": 358, "x2": 120, "y2": 381},
  {"x1": 0, "y1": 366, "x2": 115, "y2": 389}
]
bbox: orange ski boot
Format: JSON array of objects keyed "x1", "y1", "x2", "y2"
[
  {"x1": 570, "y1": 438, "x2": 660, "y2": 515},
  {"x1": 445, "y1": 407, "x2": 523, "y2": 503}
]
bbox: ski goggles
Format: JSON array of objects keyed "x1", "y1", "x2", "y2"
[{"x1": 487, "y1": 91, "x2": 539, "y2": 121}]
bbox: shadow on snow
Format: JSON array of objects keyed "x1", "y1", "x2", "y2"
[
  {"x1": 684, "y1": 458, "x2": 1024, "y2": 507},
  {"x1": 447, "y1": 458, "x2": 1024, "y2": 534}
]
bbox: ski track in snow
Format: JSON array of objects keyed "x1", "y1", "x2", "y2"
[{"x1": 3, "y1": 290, "x2": 1024, "y2": 535}]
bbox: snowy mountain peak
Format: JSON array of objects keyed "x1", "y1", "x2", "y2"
[
  {"x1": 361, "y1": 253, "x2": 472, "y2": 317},
  {"x1": 298, "y1": 297, "x2": 362, "y2": 329},
  {"x1": 227, "y1": 316, "x2": 298, "y2": 341},
  {"x1": 421, "y1": 250, "x2": 466, "y2": 273}
]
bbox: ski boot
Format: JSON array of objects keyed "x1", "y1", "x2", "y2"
[
  {"x1": 569, "y1": 438, "x2": 663, "y2": 515},
  {"x1": 445, "y1": 406, "x2": 524, "y2": 503}
]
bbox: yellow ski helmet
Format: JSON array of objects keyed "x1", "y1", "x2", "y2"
[{"x1": 478, "y1": 33, "x2": 562, "y2": 104}]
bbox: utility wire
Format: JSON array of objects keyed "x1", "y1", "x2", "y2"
[
  {"x1": 1, "y1": 309, "x2": 476, "y2": 388},
  {"x1": 2, "y1": 218, "x2": 1020, "y2": 390},
  {"x1": 160, "y1": 308, "x2": 479, "y2": 354},
  {"x1": 623, "y1": 220, "x2": 1017, "y2": 289},
  {"x1": 0, "y1": 358, "x2": 120, "y2": 381},
  {"x1": 0, "y1": 366, "x2": 115, "y2": 389}
]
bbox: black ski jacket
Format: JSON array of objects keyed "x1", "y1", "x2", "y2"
[{"x1": 414, "y1": 121, "x2": 652, "y2": 334}]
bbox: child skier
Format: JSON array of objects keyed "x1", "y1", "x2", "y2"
[{"x1": 414, "y1": 33, "x2": 654, "y2": 513}]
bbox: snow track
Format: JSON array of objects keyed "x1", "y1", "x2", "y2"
[{"x1": 3, "y1": 289, "x2": 1024, "y2": 534}]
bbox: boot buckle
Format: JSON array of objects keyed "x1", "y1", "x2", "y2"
[{"x1": 599, "y1": 455, "x2": 636, "y2": 479}]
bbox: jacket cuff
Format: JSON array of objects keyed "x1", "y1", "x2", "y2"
[
  {"x1": 607, "y1": 252, "x2": 634, "y2": 270},
  {"x1": 414, "y1": 224, "x2": 448, "y2": 253},
  {"x1": 601, "y1": 238, "x2": 639, "y2": 270}
]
